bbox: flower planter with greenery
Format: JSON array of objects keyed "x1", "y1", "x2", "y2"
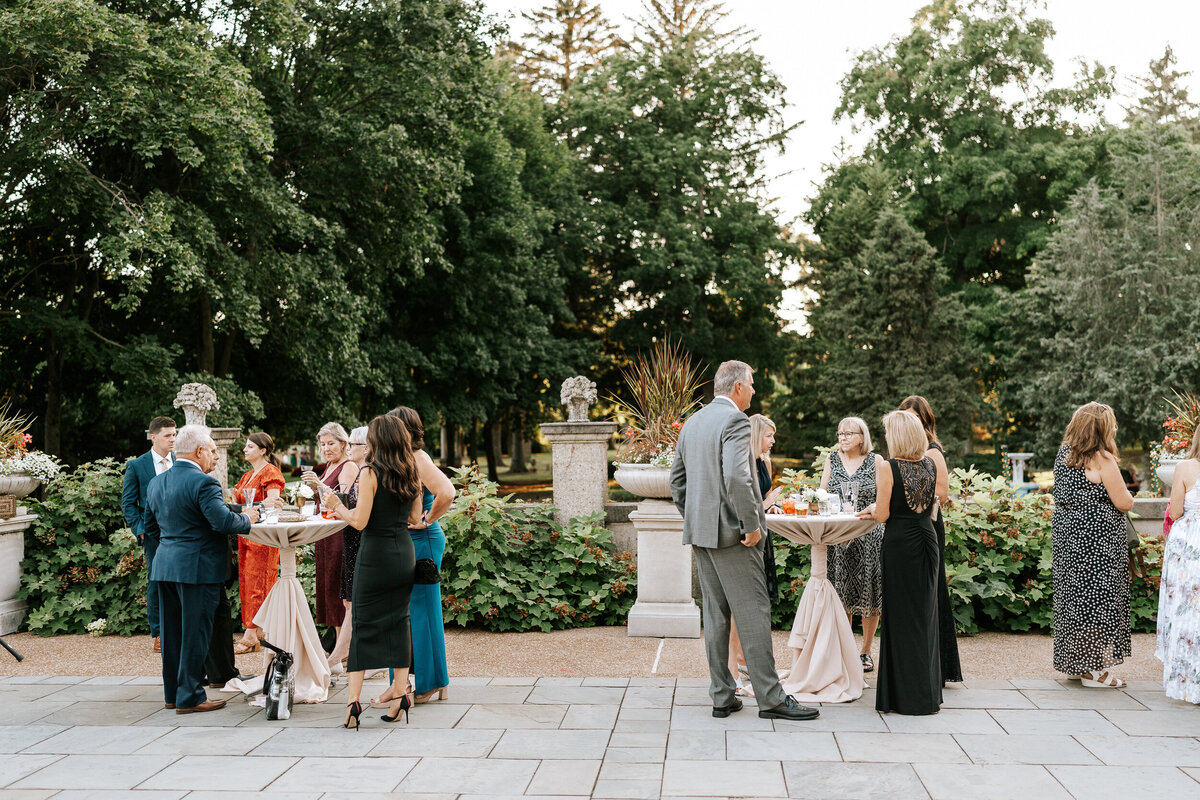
[
  {"x1": 1156, "y1": 390, "x2": 1199, "y2": 491},
  {"x1": 0, "y1": 403, "x2": 60, "y2": 498},
  {"x1": 610, "y1": 340, "x2": 703, "y2": 500}
]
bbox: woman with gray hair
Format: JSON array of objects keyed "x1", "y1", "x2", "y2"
[
  {"x1": 820, "y1": 416, "x2": 884, "y2": 673},
  {"x1": 302, "y1": 422, "x2": 359, "y2": 631}
]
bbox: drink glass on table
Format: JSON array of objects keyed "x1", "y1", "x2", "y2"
[
  {"x1": 780, "y1": 496, "x2": 796, "y2": 515},
  {"x1": 243, "y1": 487, "x2": 257, "y2": 517}
]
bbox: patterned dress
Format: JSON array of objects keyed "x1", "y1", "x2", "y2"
[
  {"x1": 826, "y1": 452, "x2": 884, "y2": 616},
  {"x1": 1052, "y1": 445, "x2": 1131, "y2": 675},
  {"x1": 1156, "y1": 471, "x2": 1200, "y2": 703},
  {"x1": 233, "y1": 464, "x2": 285, "y2": 628}
]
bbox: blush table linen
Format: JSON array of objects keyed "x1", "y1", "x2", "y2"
[
  {"x1": 240, "y1": 518, "x2": 345, "y2": 703},
  {"x1": 766, "y1": 513, "x2": 878, "y2": 704}
]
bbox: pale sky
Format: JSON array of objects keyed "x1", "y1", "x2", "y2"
[{"x1": 484, "y1": 0, "x2": 1200, "y2": 324}]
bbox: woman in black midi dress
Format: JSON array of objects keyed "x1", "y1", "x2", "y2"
[
  {"x1": 866, "y1": 410, "x2": 943, "y2": 716},
  {"x1": 322, "y1": 414, "x2": 421, "y2": 728}
]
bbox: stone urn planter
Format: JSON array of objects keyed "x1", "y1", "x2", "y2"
[
  {"x1": 614, "y1": 463, "x2": 672, "y2": 499},
  {"x1": 0, "y1": 471, "x2": 40, "y2": 499},
  {"x1": 1157, "y1": 457, "x2": 1185, "y2": 495}
]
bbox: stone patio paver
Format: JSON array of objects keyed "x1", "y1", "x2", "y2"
[{"x1": 2, "y1": 673, "x2": 1200, "y2": 798}]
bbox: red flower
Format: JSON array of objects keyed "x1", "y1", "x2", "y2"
[{"x1": 671, "y1": 420, "x2": 683, "y2": 429}]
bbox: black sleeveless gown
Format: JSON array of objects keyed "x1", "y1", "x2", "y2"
[
  {"x1": 876, "y1": 458, "x2": 943, "y2": 715},
  {"x1": 347, "y1": 480, "x2": 415, "y2": 672},
  {"x1": 929, "y1": 443, "x2": 963, "y2": 683}
]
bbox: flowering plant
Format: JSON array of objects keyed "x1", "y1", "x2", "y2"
[
  {"x1": 611, "y1": 339, "x2": 703, "y2": 465},
  {"x1": 0, "y1": 402, "x2": 60, "y2": 482},
  {"x1": 289, "y1": 483, "x2": 315, "y2": 504},
  {"x1": 1161, "y1": 390, "x2": 1200, "y2": 455}
]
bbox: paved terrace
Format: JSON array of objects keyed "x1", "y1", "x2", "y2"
[{"x1": 1, "y1": 673, "x2": 1199, "y2": 800}]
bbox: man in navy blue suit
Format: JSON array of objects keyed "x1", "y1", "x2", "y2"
[
  {"x1": 121, "y1": 415, "x2": 177, "y2": 652},
  {"x1": 144, "y1": 425, "x2": 258, "y2": 713}
]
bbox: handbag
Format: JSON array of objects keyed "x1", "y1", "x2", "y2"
[
  {"x1": 259, "y1": 639, "x2": 296, "y2": 720},
  {"x1": 414, "y1": 557, "x2": 441, "y2": 585}
]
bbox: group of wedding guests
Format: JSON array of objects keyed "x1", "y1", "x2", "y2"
[{"x1": 123, "y1": 407, "x2": 455, "y2": 723}]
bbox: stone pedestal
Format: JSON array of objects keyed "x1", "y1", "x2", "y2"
[
  {"x1": 627, "y1": 500, "x2": 700, "y2": 638},
  {"x1": 210, "y1": 427, "x2": 241, "y2": 492},
  {"x1": 539, "y1": 421, "x2": 618, "y2": 526},
  {"x1": 0, "y1": 509, "x2": 35, "y2": 634}
]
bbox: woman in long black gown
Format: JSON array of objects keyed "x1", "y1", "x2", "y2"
[
  {"x1": 898, "y1": 396, "x2": 963, "y2": 684},
  {"x1": 322, "y1": 414, "x2": 421, "y2": 728},
  {"x1": 861, "y1": 410, "x2": 942, "y2": 715}
]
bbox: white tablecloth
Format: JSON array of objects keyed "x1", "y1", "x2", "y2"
[
  {"x1": 239, "y1": 518, "x2": 345, "y2": 703},
  {"x1": 767, "y1": 513, "x2": 877, "y2": 704}
]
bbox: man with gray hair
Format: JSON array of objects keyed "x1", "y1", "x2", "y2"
[
  {"x1": 670, "y1": 361, "x2": 818, "y2": 721},
  {"x1": 145, "y1": 425, "x2": 257, "y2": 713}
]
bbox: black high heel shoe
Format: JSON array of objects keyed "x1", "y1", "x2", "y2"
[
  {"x1": 381, "y1": 692, "x2": 412, "y2": 724},
  {"x1": 344, "y1": 700, "x2": 363, "y2": 730}
]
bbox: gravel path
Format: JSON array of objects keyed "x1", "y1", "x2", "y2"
[{"x1": 0, "y1": 628, "x2": 1164, "y2": 681}]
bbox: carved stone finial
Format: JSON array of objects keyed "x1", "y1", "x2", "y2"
[
  {"x1": 173, "y1": 383, "x2": 220, "y2": 427},
  {"x1": 560, "y1": 376, "x2": 598, "y2": 422}
]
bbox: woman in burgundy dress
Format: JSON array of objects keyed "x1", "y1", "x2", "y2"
[{"x1": 303, "y1": 422, "x2": 359, "y2": 633}]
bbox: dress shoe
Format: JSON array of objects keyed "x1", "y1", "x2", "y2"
[
  {"x1": 712, "y1": 698, "x2": 744, "y2": 718},
  {"x1": 758, "y1": 695, "x2": 819, "y2": 721},
  {"x1": 152, "y1": 636, "x2": 161, "y2": 653},
  {"x1": 164, "y1": 703, "x2": 175, "y2": 709},
  {"x1": 176, "y1": 698, "x2": 227, "y2": 714}
]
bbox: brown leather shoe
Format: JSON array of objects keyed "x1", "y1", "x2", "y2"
[
  {"x1": 152, "y1": 636, "x2": 161, "y2": 653},
  {"x1": 164, "y1": 703, "x2": 175, "y2": 709},
  {"x1": 176, "y1": 698, "x2": 227, "y2": 714}
]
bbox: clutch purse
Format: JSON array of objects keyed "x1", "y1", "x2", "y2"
[{"x1": 414, "y1": 557, "x2": 441, "y2": 585}]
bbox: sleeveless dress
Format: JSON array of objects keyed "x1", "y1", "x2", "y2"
[
  {"x1": 315, "y1": 461, "x2": 348, "y2": 627},
  {"x1": 347, "y1": 477, "x2": 416, "y2": 671},
  {"x1": 757, "y1": 459, "x2": 780, "y2": 603},
  {"x1": 1156, "y1": 470, "x2": 1200, "y2": 703},
  {"x1": 341, "y1": 478, "x2": 362, "y2": 601},
  {"x1": 876, "y1": 457, "x2": 943, "y2": 715},
  {"x1": 1052, "y1": 444, "x2": 1131, "y2": 674},
  {"x1": 233, "y1": 464, "x2": 285, "y2": 628},
  {"x1": 929, "y1": 442, "x2": 963, "y2": 683},
  {"x1": 410, "y1": 487, "x2": 449, "y2": 694},
  {"x1": 826, "y1": 452, "x2": 884, "y2": 616}
]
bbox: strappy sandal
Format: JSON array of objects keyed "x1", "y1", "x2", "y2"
[
  {"x1": 233, "y1": 640, "x2": 260, "y2": 655},
  {"x1": 1080, "y1": 670, "x2": 1126, "y2": 689}
]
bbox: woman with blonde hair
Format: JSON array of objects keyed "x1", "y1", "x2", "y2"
[
  {"x1": 861, "y1": 410, "x2": 942, "y2": 715},
  {"x1": 897, "y1": 395, "x2": 962, "y2": 683},
  {"x1": 820, "y1": 417, "x2": 884, "y2": 672},
  {"x1": 1053, "y1": 403, "x2": 1134, "y2": 687},
  {"x1": 302, "y1": 422, "x2": 360, "y2": 632},
  {"x1": 728, "y1": 414, "x2": 781, "y2": 694},
  {"x1": 1157, "y1": 426, "x2": 1200, "y2": 703}
]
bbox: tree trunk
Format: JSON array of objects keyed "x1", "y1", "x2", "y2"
[
  {"x1": 490, "y1": 422, "x2": 507, "y2": 467},
  {"x1": 483, "y1": 420, "x2": 501, "y2": 483},
  {"x1": 508, "y1": 410, "x2": 530, "y2": 473},
  {"x1": 198, "y1": 291, "x2": 215, "y2": 373},
  {"x1": 440, "y1": 424, "x2": 461, "y2": 468},
  {"x1": 466, "y1": 420, "x2": 479, "y2": 465},
  {"x1": 216, "y1": 329, "x2": 235, "y2": 378}
]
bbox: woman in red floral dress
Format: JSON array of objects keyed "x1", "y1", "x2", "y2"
[{"x1": 233, "y1": 432, "x2": 286, "y2": 654}]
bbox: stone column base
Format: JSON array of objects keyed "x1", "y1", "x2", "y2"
[
  {"x1": 628, "y1": 600, "x2": 700, "y2": 638},
  {"x1": 627, "y1": 499, "x2": 700, "y2": 638},
  {"x1": 0, "y1": 598, "x2": 28, "y2": 636}
]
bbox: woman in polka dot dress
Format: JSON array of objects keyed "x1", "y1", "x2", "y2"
[{"x1": 1052, "y1": 402, "x2": 1135, "y2": 688}]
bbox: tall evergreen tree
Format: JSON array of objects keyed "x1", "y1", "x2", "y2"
[
  {"x1": 512, "y1": 0, "x2": 624, "y2": 102},
  {"x1": 1124, "y1": 45, "x2": 1200, "y2": 142}
]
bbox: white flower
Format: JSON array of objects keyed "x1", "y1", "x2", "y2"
[
  {"x1": 0, "y1": 451, "x2": 61, "y2": 482},
  {"x1": 86, "y1": 618, "x2": 107, "y2": 637},
  {"x1": 292, "y1": 483, "x2": 314, "y2": 500}
]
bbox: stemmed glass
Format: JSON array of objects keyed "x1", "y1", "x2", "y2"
[{"x1": 243, "y1": 487, "x2": 257, "y2": 514}]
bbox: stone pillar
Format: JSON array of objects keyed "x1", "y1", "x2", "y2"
[
  {"x1": 0, "y1": 507, "x2": 35, "y2": 634},
  {"x1": 627, "y1": 500, "x2": 701, "y2": 638},
  {"x1": 539, "y1": 421, "x2": 618, "y2": 526},
  {"x1": 210, "y1": 427, "x2": 241, "y2": 493}
]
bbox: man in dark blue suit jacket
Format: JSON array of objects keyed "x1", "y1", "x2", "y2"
[
  {"x1": 121, "y1": 415, "x2": 177, "y2": 651},
  {"x1": 144, "y1": 425, "x2": 257, "y2": 713}
]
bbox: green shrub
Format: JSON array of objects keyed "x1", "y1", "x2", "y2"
[
  {"x1": 440, "y1": 466, "x2": 637, "y2": 631},
  {"x1": 20, "y1": 458, "x2": 149, "y2": 636},
  {"x1": 943, "y1": 468, "x2": 1161, "y2": 634}
]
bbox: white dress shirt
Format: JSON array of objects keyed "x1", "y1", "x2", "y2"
[{"x1": 153, "y1": 451, "x2": 173, "y2": 476}]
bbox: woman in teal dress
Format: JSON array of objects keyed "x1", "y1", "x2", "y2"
[{"x1": 374, "y1": 406, "x2": 456, "y2": 705}]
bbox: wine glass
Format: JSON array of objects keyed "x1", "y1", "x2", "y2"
[{"x1": 243, "y1": 487, "x2": 257, "y2": 512}]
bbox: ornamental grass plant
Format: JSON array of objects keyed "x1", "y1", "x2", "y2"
[
  {"x1": 1161, "y1": 389, "x2": 1200, "y2": 455},
  {"x1": 610, "y1": 339, "x2": 704, "y2": 466}
]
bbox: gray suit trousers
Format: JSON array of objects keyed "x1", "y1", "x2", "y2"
[{"x1": 694, "y1": 541, "x2": 787, "y2": 709}]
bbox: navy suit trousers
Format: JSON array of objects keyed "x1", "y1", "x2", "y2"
[
  {"x1": 143, "y1": 535, "x2": 161, "y2": 637},
  {"x1": 158, "y1": 581, "x2": 221, "y2": 709}
]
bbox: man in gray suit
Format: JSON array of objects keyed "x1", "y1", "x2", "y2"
[{"x1": 670, "y1": 360, "x2": 818, "y2": 721}]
